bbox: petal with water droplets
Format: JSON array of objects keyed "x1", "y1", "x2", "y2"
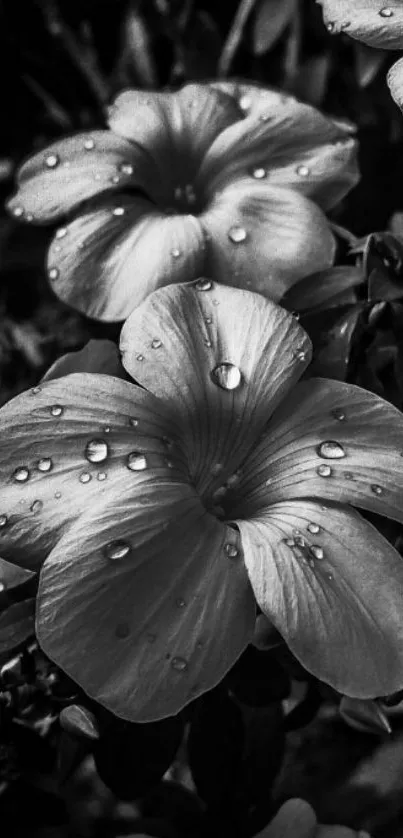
[
  {"x1": 235, "y1": 378, "x2": 403, "y2": 524},
  {"x1": 318, "y1": 1, "x2": 403, "y2": 49},
  {"x1": 237, "y1": 501, "x2": 403, "y2": 697},
  {"x1": 200, "y1": 183, "x2": 335, "y2": 300},
  {"x1": 37, "y1": 483, "x2": 255, "y2": 722}
]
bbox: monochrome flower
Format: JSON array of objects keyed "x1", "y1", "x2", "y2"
[
  {"x1": 1, "y1": 282, "x2": 403, "y2": 722},
  {"x1": 7, "y1": 81, "x2": 358, "y2": 320}
]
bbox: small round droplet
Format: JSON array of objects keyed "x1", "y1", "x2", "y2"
[
  {"x1": 317, "y1": 464, "x2": 332, "y2": 477},
  {"x1": 45, "y1": 153, "x2": 60, "y2": 169},
  {"x1": 31, "y1": 386, "x2": 41, "y2": 395},
  {"x1": 127, "y1": 452, "x2": 147, "y2": 471},
  {"x1": 85, "y1": 438, "x2": 108, "y2": 464},
  {"x1": 79, "y1": 472, "x2": 92, "y2": 484},
  {"x1": 228, "y1": 226, "x2": 248, "y2": 244},
  {"x1": 13, "y1": 467, "x2": 30, "y2": 483},
  {"x1": 171, "y1": 248, "x2": 181, "y2": 258},
  {"x1": 112, "y1": 206, "x2": 125, "y2": 216},
  {"x1": 151, "y1": 338, "x2": 162, "y2": 349},
  {"x1": 318, "y1": 440, "x2": 346, "y2": 460},
  {"x1": 379, "y1": 7, "x2": 394, "y2": 17},
  {"x1": 0, "y1": 515, "x2": 8, "y2": 527},
  {"x1": 115, "y1": 622, "x2": 130, "y2": 639},
  {"x1": 105, "y1": 540, "x2": 131, "y2": 560},
  {"x1": 136, "y1": 353, "x2": 144, "y2": 362},
  {"x1": 205, "y1": 339, "x2": 212, "y2": 348},
  {"x1": 84, "y1": 138, "x2": 95, "y2": 150},
  {"x1": 196, "y1": 278, "x2": 212, "y2": 291},
  {"x1": 211, "y1": 463, "x2": 223, "y2": 476},
  {"x1": 285, "y1": 538, "x2": 296, "y2": 547},
  {"x1": 307, "y1": 522, "x2": 320, "y2": 534},
  {"x1": 12, "y1": 206, "x2": 24, "y2": 218},
  {"x1": 55, "y1": 227, "x2": 67, "y2": 239},
  {"x1": 332, "y1": 408, "x2": 346, "y2": 421},
  {"x1": 55, "y1": 491, "x2": 62, "y2": 499},
  {"x1": 326, "y1": 20, "x2": 335, "y2": 32},
  {"x1": 37, "y1": 458, "x2": 53, "y2": 473},
  {"x1": 311, "y1": 545, "x2": 324, "y2": 560},
  {"x1": 252, "y1": 167, "x2": 267, "y2": 179},
  {"x1": 171, "y1": 656, "x2": 188, "y2": 672},
  {"x1": 296, "y1": 165, "x2": 310, "y2": 177},
  {"x1": 225, "y1": 543, "x2": 239, "y2": 559},
  {"x1": 211, "y1": 363, "x2": 242, "y2": 391},
  {"x1": 50, "y1": 404, "x2": 63, "y2": 417},
  {"x1": 129, "y1": 417, "x2": 139, "y2": 427},
  {"x1": 97, "y1": 471, "x2": 107, "y2": 481},
  {"x1": 30, "y1": 500, "x2": 43, "y2": 514},
  {"x1": 25, "y1": 213, "x2": 34, "y2": 222},
  {"x1": 48, "y1": 267, "x2": 59, "y2": 280},
  {"x1": 371, "y1": 484, "x2": 383, "y2": 495},
  {"x1": 111, "y1": 175, "x2": 120, "y2": 184},
  {"x1": 239, "y1": 94, "x2": 252, "y2": 111},
  {"x1": 119, "y1": 162, "x2": 133, "y2": 175},
  {"x1": 176, "y1": 598, "x2": 186, "y2": 608}
]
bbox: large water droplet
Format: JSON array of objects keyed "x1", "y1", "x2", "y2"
[
  {"x1": 84, "y1": 138, "x2": 95, "y2": 150},
  {"x1": 239, "y1": 94, "x2": 252, "y2": 111},
  {"x1": 30, "y1": 500, "x2": 43, "y2": 514},
  {"x1": 307, "y1": 522, "x2": 320, "y2": 534},
  {"x1": 79, "y1": 472, "x2": 92, "y2": 484},
  {"x1": 50, "y1": 404, "x2": 63, "y2": 417},
  {"x1": 211, "y1": 363, "x2": 242, "y2": 391},
  {"x1": 296, "y1": 165, "x2": 310, "y2": 177},
  {"x1": 225, "y1": 543, "x2": 239, "y2": 559},
  {"x1": 252, "y1": 167, "x2": 267, "y2": 179},
  {"x1": 48, "y1": 268, "x2": 59, "y2": 281},
  {"x1": 151, "y1": 338, "x2": 162, "y2": 349},
  {"x1": 105, "y1": 540, "x2": 131, "y2": 560},
  {"x1": 0, "y1": 515, "x2": 8, "y2": 527},
  {"x1": 37, "y1": 458, "x2": 53, "y2": 473},
  {"x1": 85, "y1": 438, "x2": 108, "y2": 464},
  {"x1": 171, "y1": 656, "x2": 188, "y2": 672},
  {"x1": 45, "y1": 153, "x2": 60, "y2": 169},
  {"x1": 171, "y1": 248, "x2": 181, "y2": 258},
  {"x1": 112, "y1": 206, "x2": 125, "y2": 216},
  {"x1": 318, "y1": 440, "x2": 346, "y2": 460},
  {"x1": 311, "y1": 545, "x2": 324, "y2": 560},
  {"x1": 55, "y1": 227, "x2": 67, "y2": 239},
  {"x1": 379, "y1": 7, "x2": 394, "y2": 17},
  {"x1": 119, "y1": 162, "x2": 133, "y2": 175},
  {"x1": 196, "y1": 278, "x2": 212, "y2": 291},
  {"x1": 127, "y1": 452, "x2": 147, "y2": 471},
  {"x1": 371, "y1": 484, "x2": 383, "y2": 496},
  {"x1": 13, "y1": 467, "x2": 30, "y2": 483},
  {"x1": 228, "y1": 226, "x2": 248, "y2": 243},
  {"x1": 317, "y1": 464, "x2": 332, "y2": 477},
  {"x1": 12, "y1": 206, "x2": 24, "y2": 218},
  {"x1": 332, "y1": 408, "x2": 346, "y2": 421}
]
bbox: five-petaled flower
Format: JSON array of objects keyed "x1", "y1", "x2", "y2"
[
  {"x1": 1, "y1": 282, "x2": 403, "y2": 722},
  {"x1": 7, "y1": 81, "x2": 358, "y2": 321}
]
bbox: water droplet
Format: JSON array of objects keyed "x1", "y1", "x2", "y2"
[
  {"x1": 79, "y1": 472, "x2": 91, "y2": 484},
  {"x1": 37, "y1": 458, "x2": 53, "y2": 473},
  {"x1": 318, "y1": 440, "x2": 346, "y2": 460},
  {"x1": 196, "y1": 278, "x2": 212, "y2": 291},
  {"x1": 205, "y1": 339, "x2": 212, "y2": 348},
  {"x1": 31, "y1": 386, "x2": 41, "y2": 395},
  {"x1": 25, "y1": 213, "x2": 34, "y2": 222},
  {"x1": 307, "y1": 522, "x2": 320, "y2": 534},
  {"x1": 211, "y1": 463, "x2": 223, "y2": 476},
  {"x1": 48, "y1": 267, "x2": 59, "y2": 280},
  {"x1": 129, "y1": 417, "x2": 139, "y2": 427},
  {"x1": 239, "y1": 94, "x2": 252, "y2": 111},
  {"x1": 296, "y1": 165, "x2": 310, "y2": 177},
  {"x1": 252, "y1": 167, "x2": 267, "y2": 179},
  {"x1": 119, "y1": 162, "x2": 133, "y2": 175},
  {"x1": 205, "y1": 316, "x2": 213, "y2": 324},
  {"x1": 171, "y1": 656, "x2": 188, "y2": 672},
  {"x1": 0, "y1": 515, "x2": 8, "y2": 527},
  {"x1": 294, "y1": 347, "x2": 307, "y2": 361},
  {"x1": 45, "y1": 153, "x2": 60, "y2": 168},
  {"x1": 226, "y1": 471, "x2": 241, "y2": 488},
  {"x1": 30, "y1": 499, "x2": 43, "y2": 514},
  {"x1": 84, "y1": 138, "x2": 95, "y2": 150},
  {"x1": 13, "y1": 466, "x2": 30, "y2": 483},
  {"x1": 228, "y1": 226, "x2": 248, "y2": 243},
  {"x1": 112, "y1": 206, "x2": 125, "y2": 216},
  {"x1": 311, "y1": 545, "x2": 324, "y2": 560},
  {"x1": 97, "y1": 471, "x2": 107, "y2": 481},
  {"x1": 341, "y1": 20, "x2": 351, "y2": 29},
  {"x1": 50, "y1": 404, "x2": 63, "y2": 417},
  {"x1": 105, "y1": 540, "x2": 131, "y2": 560},
  {"x1": 127, "y1": 452, "x2": 147, "y2": 471},
  {"x1": 259, "y1": 113, "x2": 270, "y2": 122},
  {"x1": 171, "y1": 248, "x2": 181, "y2": 258},
  {"x1": 136, "y1": 353, "x2": 144, "y2": 362},
  {"x1": 115, "y1": 622, "x2": 130, "y2": 638},
  {"x1": 225, "y1": 543, "x2": 239, "y2": 559},
  {"x1": 332, "y1": 408, "x2": 346, "y2": 421},
  {"x1": 285, "y1": 538, "x2": 296, "y2": 547},
  {"x1": 111, "y1": 175, "x2": 120, "y2": 184},
  {"x1": 371, "y1": 484, "x2": 383, "y2": 495},
  {"x1": 151, "y1": 338, "x2": 162, "y2": 349},
  {"x1": 12, "y1": 206, "x2": 24, "y2": 217},
  {"x1": 211, "y1": 363, "x2": 242, "y2": 391},
  {"x1": 326, "y1": 20, "x2": 335, "y2": 32},
  {"x1": 55, "y1": 227, "x2": 67, "y2": 239},
  {"x1": 85, "y1": 438, "x2": 108, "y2": 464},
  {"x1": 379, "y1": 7, "x2": 394, "y2": 17},
  {"x1": 55, "y1": 491, "x2": 62, "y2": 499},
  {"x1": 317, "y1": 464, "x2": 332, "y2": 477},
  {"x1": 176, "y1": 598, "x2": 186, "y2": 608}
]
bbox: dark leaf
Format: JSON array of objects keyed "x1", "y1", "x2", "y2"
[
  {"x1": 227, "y1": 646, "x2": 290, "y2": 707},
  {"x1": 0, "y1": 600, "x2": 35, "y2": 660},
  {"x1": 283, "y1": 266, "x2": 364, "y2": 314},
  {"x1": 309, "y1": 304, "x2": 362, "y2": 380},
  {"x1": 252, "y1": 0, "x2": 297, "y2": 56}
]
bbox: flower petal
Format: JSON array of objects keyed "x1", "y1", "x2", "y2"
[
  {"x1": 46, "y1": 197, "x2": 206, "y2": 321},
  {"x1": 36, "y1": 483, "x2": 255, "y2": 722},
  {"x1": 200, "y1": 182, "x2": 336, "y2": 300},
  {"x1": 319, "y1": 1, "x2": 403, "y2": 49},
  {"x1": 7, "y1": 131, "x2": 162, "y2": 223},
  {"x1": 238, "y1": 500, "x2": 403, "y2": 697},
  {"x1": 0, "y1": 374, "x2": 182, "y2": 569},
  {"x1": 202, "y1": 82, "x2": 358, "y2": 210},
  {"x1": 42, "y1": 340, "x2": 126, "y2": 381},
  {"x1": 387, "y1": 57, "x2": 403, "y2": 110},
  {"x1": 257, "y1": 798, "x2": 317, "y2": 838},
  {"x1": 234, "y1": 377, "x2": 403, "y2": 523},
  {"x1": 120, "y1": 282, "x2": 311, "y2": 498}
]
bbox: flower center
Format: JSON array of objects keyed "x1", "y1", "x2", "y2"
[{"x1": 168, "y1": 182, "x2": 204, "y2": 215}]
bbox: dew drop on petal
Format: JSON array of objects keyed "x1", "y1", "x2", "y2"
[
  {"x1": 196, "y1": 278, "x2": 212, "y2": 291},
  {"x1": 171, "y1": 656, "x2": 188, "y2": 672},
  {"x1": 119, "y1": 162, "x2": 133, "y2": 175},
  {"x1": 151, "y1": 338, "x2": 162, "y2": 349},
  {"x1": 225, "y1": 543, "x2": 239, "y2": 559},
  {"x1": 45, "y1": 153, "x2": 60, "y2": 169},
  {"x1": 55, "y1": 491, "x2": 62, "y2": 499},
  {"x1": 211, "y1": 363, "x2": 242, "y2": 391},
  {"x1": 136, "y1": 354, "x2": 144, "y2": 362},
  {"x1": 307, "y1": 522, "x2": 320, "y2": 534},
  {"x1": 111, "y1": 175, "x2": 120, "y2": 184},
  {"x1": 239, "y1": 94, "x2": 252, "y2": 111},
  {"x1": 25, "y1": 213, "x2": 34, "y2": 222},
  {"x1": 317, "y1": 464, "x2": 332, "y2": 477},
  {"x1": 171, "y1": 248, "x2": 181, "y2": 258},
  {"x1": 50, "y1": 404, "x2": 63, "y2": 417},
  {"x1": 252, "y1": 167, "x2": 267, "y2": 179},
  {"x1": 55, "y1": 227, "x2": 67, "y2": 239},
  {"x1": 84, "y1": 138, "x2": 95, "y2": 150},
  {"x1": 285, "y1": 538, "x2": 295, "y2": 547},
  {"x1": 379, "y1": 7, "x2": 394, "y2": 17},
  {"x1": 296, "y1": 165, "x2": 310, "y2": 177},
  {"x1": 332, "y1": 408, "x2": 346, "y2": 421},
  {"x1": 318, "y1": 440, "x2": 346, "y2": 460},
  {"x1": 48, "y1": 268, "x2": 59, "y2": 281},
  {"x1": 326, "y1": 20, "x2": 335, "y2": 32},
  {"x1": 37, "y1": 458, "x2": 53, "y2": 473},
  {"x1": 176, "y1": 598, "x2": 186, "y2": 608},
  {"x1": 105, "y1": 540, "x2": 131, "y2": 560},
  {"x1": 228, "y1": 226, "x2": 248, "y2": 244},
  {"x1": 12, "y1": 206, "x2": 24, "y2": 218},
  {"x1": 129, "y1": 417, "x2": 139, "y2": 427},
  {"x1": 127, "y1": 452, "x2": 147, "y2": 471},
  {"x1": 30, "y1": 500, "x2": 43, "y2": 514},
  {"x1": 211, "y1": 463, "x2": 223, "y2": 476},
  {"x1": 311, "y1": 545, "x2": 324, "y2": 560},
  {"x1": 13, "y1": 467, "x2": 30, "y2": 483},
  {"x1": 31, "y1": 387, "x2": 41, "y2": 395},
  {"x1": 112, "y1": 207, "x2": 125, "y2": 217},
  {"x1": 0, "y1": 515, "x2": 8, "y2": 527},
  {"x1": 371, "y1": 484, "x2": 383, "y2": 495},
  {"x1": 85, "y1": 438, "x2": 108, "y2": 464},
  {"x1": 97, "y1": 471, "x2": 107, "y2": 481},
  {"x1": 79, "y1": 472, "x2": 92, "y2": 484}
]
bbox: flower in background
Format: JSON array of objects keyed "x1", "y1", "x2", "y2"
[
  {"x1": 1, "y1": 282, "x2": 403, "y2": 722},
  {"x1": 7, "y1": 81, "x2": 358, "y2": 320}
]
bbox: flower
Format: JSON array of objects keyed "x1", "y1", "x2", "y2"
[
  {"x1": 7, "y1": 81, "x2": 358, "y2": 321},
  {"x1": 1, "y1": 281, "x2": 403, "y2": 722}
]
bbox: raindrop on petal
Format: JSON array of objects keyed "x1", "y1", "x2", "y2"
[
  {"x1": 332, "y1": 408, "x2": 346, "y2": 421},
  {"x1": 296, "y1": 165, "x2": 310, "y2": 177},
  {"x1": 50, "y1": 404, "x2": 63, "y2": 417},
  {"x1": 0, "y1": 515, "x2": 8, "y2": 527},
  {"x1": 97, "y1": 471, "x2": 107, "y2": 481},
  {"x1": 45, "y1": 153, "x2": 60, "y2": 169},
  {"x1": 37, "y1": 458, "x2": 53, "y2": 473},
  {"x1": 13, "y1": 467, "x2": 30, "y2": 483},
  {"x1": 30, "y1": 500, "x2": 43, "y2": 514},
  {"x1": 211, "y1": 463, "x2": 223, "y2": 476},
  {"x1": 105, "y1": 540, "x2": 131, "y2": 560},
  {"x1": 31, "y1": 387, "x2": 41, "y2": 395},
  {"x1": 196, "y1": 278, "x2": 212, "y2": 291},
  {"x1": 379, "y1": 7, "x2": 394, "y2": 17},
  {"x1": 252, "y1": 167, "x2": 267, "y2": 179},
  {"x1": 79, "y1": 472, "x2": 92, "y2": 484},
  {"x1": 239, "y1": 94, "x2": 252, "y2": 111},
  {"x1": 228, "y1": 226, "x2": 248, "y2": 243},
  {"x1": 307, "y1": 522, "x2": 320, "y2": 534},
  {"x1": 371, "y1": 484, "x2": 383, "y2": 495},
  {"x1": 285, "y1": 538, "x2": 295, "y2": 547},
  {"x1": 151, "y1": 338, "x2": 162, "y2": 349},
  {"x1": 129, "y1": 417, "x2": 139, "y2": 427},
  {"x1": 171, "y1": 248, "x2": 181, "y2": 258},
  {"x1": 48, "y1": 268, "x2": 59, "y2": 280},
  {"x1": 176, "y1": 598, "x2": 186, "y2": 608},
  {"x1": 311, "y1": 545, "x2": 324, "y2": 560},
  {"x1": 55, "y1": 227, "x2": 67, "y2": 239},
  {"x1": 112, "y1": 207, "x2": 125, "y2": 217},
  {"x1": 317, "y1": 464, "x2": 332, "y2": 477},
  {"x1": 226, "y1": 471, "x2": 241, "y2": 488},
  {"x1": 225, "y1": 543, "x2": 239, "y2": 559},
  {"x1": 119, "y1": 162, "x2": 133, "y2": 174},
  {"x1": 171, "y1": 656, "x2": 188, "y2": 672},
  {"x1": 318, "y1": 441, "x2": 346, "y2": 459},
  {"x1": 12, "y1": 206, "x2": 24, "y2": 218},
  {"x1": 211, "y1": 363, "x2": 242, "y2": 391},
  {"x1": 136, "y1": 354, "x2": 144, "y2": 361},
  {"x1": 85, "y1": 438, "x2": 108, "y2": 463},
  {"x1": 326, "y1": 21, "x2": 335, "y2": 32},
  {"x1": 127, "y1": 452, "x2": 147, "y2": 471},
  {"x1": 55, "y1": 491, "x2": 62, "y2": 499},
  {"x1": 84, "y1": 138, "x2": 95, "y2": 150}
]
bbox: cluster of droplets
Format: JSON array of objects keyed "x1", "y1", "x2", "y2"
[
  {"x1": 326, "y1": 6, "x2": 394, "y2": 34},
  {"x1": 283, "y1": 526, "x2": 330, "y2": 576}
]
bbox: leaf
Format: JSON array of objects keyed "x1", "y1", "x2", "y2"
[
  {"x1": 252, "y1": 0, "x2": 297, "y2": 55},
  {"x1": 0, "y1": 599, "x2": 35, "y2": 659},
  {"x1": 282, "y1": 266, "x2": 364, "y2": 314},
  {"x1": 354, "y1": 42, "x2": 386, "y2": 88},
  {"x1": 309, "y1": 304, "x2": 362, "y2": 379}
]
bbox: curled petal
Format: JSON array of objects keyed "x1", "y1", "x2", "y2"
[
  {"x1": 319, "y1": 1, "x2": 403, "y2": 49},
  {"x1": 235, "y1": 378, "x2": 403, "y2": 523},
  {"x1": 37, "y1": 484, "x2": 255, "y2": 721},
  {"x1": 46, "y1": 197, "x2": 206, "y2": 321},
  {"x1": 203, "y1": 82, "x2": 358, "y2": 210},
  {"x1": 7, "y1": 131, "x2": 162, "y2": 223},
  {"x1": 387, "y1": 57, "x2": 403, "y2": 110},
  {"x1": 120, "y1": 282, "x2": 311, "y2": 498},
  {"x1": 42, "y1": 340, "x2": 126, "y2": 381},
  {"x1": 0, "y1": 374, "x2": 181, "y2": 569},
  {"x1": 200, "y1": 182, "x2": 336, "y2": 300},
  {"x1": 238, "y1": 501, "x2": 403, "y2": 697}
]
